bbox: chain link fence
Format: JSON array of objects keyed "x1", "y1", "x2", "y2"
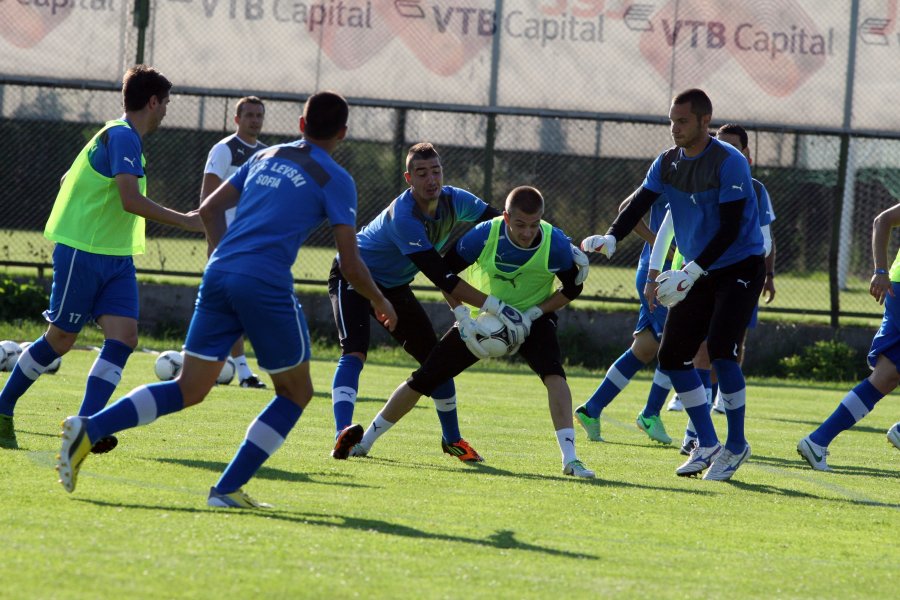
[{"x1": 2, "y1": 1, "x2": 900, "y2": 324}]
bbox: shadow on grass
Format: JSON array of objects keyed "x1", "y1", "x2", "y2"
[
  {"x1": 73, "y1": 498, "x2": 598, "y2": 560},
  {"x1": 756, "y1": 416, "x2": 889, "y2": 435},
  {"x1": 751, "y1": 453, "x2": 900, "y2": 479},
  {"x1": 154, "y1": 458, "x2": 377, "y2": 489},
  {"x1": 349, "y1": 455, "x2": 713, "y2": 496},
  {"x1": 310, "y1": 389, "x2": 421, "y2": 407},
  {"x1": 726, "y1": 478, "x2": 900, "y2": 510}
]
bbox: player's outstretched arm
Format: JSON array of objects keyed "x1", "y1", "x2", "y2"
[
  {"x1": 116, "y1": 174, "x2": 204, "y2": 232},
  {"x1": 334, "y1": 225, "x2": 397, "y2": 331}
]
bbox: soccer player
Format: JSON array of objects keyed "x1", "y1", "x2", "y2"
[
  {"x1": 574, "y1": 191, "x2": 675, "y2": 446},
  {"x1": 582, "y1": 89, "x2": 765, "y2": 481},
  {"x1": 56, "y1": 91, "x2": 398, "y2": 509},
  {"x1": 329, "y1": 144, "x2": 588, "y2": 461},
  {"x1": 797, "y1": 202, "x2": 900, "y2": 471},
  {"x1": 338, "y1": 186, "x2": 596, "y2": 479},
  {"x1": 200, "y1": 96, "x2": 268, "y2": 389},
  {"x1": 0, "y1": 65, "x2": 203, "y2": 452}
]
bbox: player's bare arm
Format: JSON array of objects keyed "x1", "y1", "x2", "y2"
[
  {"x1": 870, "y1": 203, "x2": 900, "y2": 304},
  {"x1": 408, "y1": 247, "x2": 489, "y2": 308},
  {"x1": 116, "y1": 173, "x2": 204, "y2": 232},
  {"x1": 198, "y1": 182, "x2": 241, "y2": 249},
  {"x1": 334, "y1": 224, "x2": 398, "y2": 331},
  {"x1": 199, "y1": 172, "x2": 224, "y2": 203}
]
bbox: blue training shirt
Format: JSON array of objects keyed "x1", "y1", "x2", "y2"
[
  {"x1": 87, "y1": 116, "x2": 144, "y2": 179},
  {"x1": 208, "y1": 140, "x2": 357, "y2": 288},
  {"x1": 455, "y1": 219, "x2": 574, "y2": 274},
  {"x1": 642, "y1": 137, "x2": 763, "y2": 269},
  {"x1": 753, "y1": 179, "x2": 775, "y2": 227},
  {"x1": 356, "y1": 186, "x2": 488, "y2": 288}
]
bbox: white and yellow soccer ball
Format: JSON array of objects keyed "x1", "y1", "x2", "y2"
[
  {"x1": 154, "y1": 350, "x2": 184, "y2": 381},
  {"x1": 216, "y1": 356, "x2": 236, "y2": 385},
  {"x1": 0, "y1": 340, "x2": 23, "y2": 371},
  {"x1": 474, "y1": 313, "x2": 516, "y2": 358}
]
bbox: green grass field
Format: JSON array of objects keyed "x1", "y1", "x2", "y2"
[
  {"x1": 0, "y1": 228, "x2": 885, "y2": 321},
  {"x1": 1, "y1": 346, "x2": 897, "y2": 598}
]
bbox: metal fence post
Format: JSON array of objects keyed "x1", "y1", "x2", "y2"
[{"x1": 134, "y1": 0, "x2": 150, "y2": 64}]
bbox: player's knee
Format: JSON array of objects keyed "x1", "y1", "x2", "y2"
[
  {"x1": 631, "y1": 337, "x2": 658, "y2": 364},
  {"x1": 45, "y1": 327, "x2": 77, "y2": 355}
]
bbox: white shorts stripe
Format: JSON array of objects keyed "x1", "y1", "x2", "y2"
[
  {"x1": 246, "y1": 419, "x2": 285, "y2": 456},
  {"x1": 130, "y1": 386, "x2": 159, "y2": 426},
  {"x1": 337, "y1": 283, "x2": 347, "y2": 339},
  {"x1": 51, "y1": 248, "x2": 79, "y2": 324},
  {"x1": 841, "y1": 393, "x2": 870, "y2": 422}
]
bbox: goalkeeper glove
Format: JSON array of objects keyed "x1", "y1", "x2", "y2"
[
  {"x1": 581, "y1": 234, "x2": 616, "y2": 258},
  {"x1": 453, "y1": 305, "x2": 490, "y2": 360},
  {"x1": 571, "y1": 245, "x2": 590, "y2": 285},
  {"x1": 481, "y1": 295, "x2": 528, "y2": 341},
  {"x1": 655, "y1": 261, "x2": 705, "y2": 307}
]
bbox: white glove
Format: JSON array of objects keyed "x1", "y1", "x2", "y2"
[
  {"x1": 453, "y1": 305, "x2": 490, "y2": 360},
  {"x1": 522, "y1": 306, "x2": 543, "y2": 333},
  {"x1": 571, "y1": 245, "x2": 589, "y2": 285},
  {"x1": 581, "y1": 234, "x2": 616, "y2": 258},
  {"x1": 481, "y1": 295, "x2": 529, "y2": 341},
  {"x1": 655, "y1": 261, "x2": 705, "y2": 307}
]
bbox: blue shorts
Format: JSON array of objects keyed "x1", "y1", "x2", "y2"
[
  {"x1": 868, "y1": 283, "x2": 900, "y2": 370},
  {"x1": 43, "y1": 244, "x2": 138, "y2": 333},
  {"x1": 634, "y1": 268, "x2": 668, "y2": 341},
  {"x1": 184, "y1": 269, "x2": 311, "y2": 373}
]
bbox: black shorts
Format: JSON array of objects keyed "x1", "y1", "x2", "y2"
[
  {"x1": 328, "y1": 259, "x2": 438, "y2": 363},
  {"x1": 658, "y1": 254, "x2": 765, "y2": 370},
  {"x1": 408, "y1": 312, "x2": 566, "y2": 397}
]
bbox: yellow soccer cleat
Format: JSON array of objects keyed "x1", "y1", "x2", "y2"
[
  {"x1": 207, "y1": 487, "x2": 272, "y2": 509},
  {"x1": 56, "y1": 417, "x2": 94, "y2": 493}
]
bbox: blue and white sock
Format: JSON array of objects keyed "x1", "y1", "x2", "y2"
[
  {"x1": 0, "y1": 335, "x2": 59, "y2": 416},
  {"x1": 78, "y1": 339, "x2": 132, "y2": 416},
  {"x1": 641, "y1": 368, "x2": 672, "y2": 417},
  {"x1": 666, "y1": 369, "x2": 718, "y2": 447},
  {"x1": 332, "y1": 354, "x2": 363, "y2": 435},
  {"x1": 810, "y1": 379, "x2": 883, "y2": 447},
  {"x1": 714, "y1": 359, "x2": 748, "y2": 453},
  {"x1": 696, "y1": 368, "x2": 712, "y2": 408},
  {"x1": 215, "y1": 395, "x2": 303, "y2": 494},
  {"x1": 583, "y1": 349, "x2": 645, "y2": 417},
  {"x1": 432, "y1": 379, "x2": 461, "y2": 443},
  {"x1": 86, "y1": 381, "x2": 185, "y2": 442}
]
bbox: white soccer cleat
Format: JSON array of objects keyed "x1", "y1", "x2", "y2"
[
  {"x1": 680, "y1": 435, "x2": 698, "y2": 456},
  {"x1": 703, "y1": 444, "x2": 751, "y2": 481},
  {"x1": 796, "y1": 435, "x2": 832, "y2": 472},
  {"x1": 563, "y1": 459, "x2": 595, "y2": 479},
  {"x1": 675, "y1": 442, "x2": 722, "y2": 477},
  {"x1": 886, "y1": 423, "x2": 900, "y2": 450},
  {"x1": 207, "y1": 487, "x2": 272, "y2": 509},
  {"x1": 667, "y1": 396, "x2": 684, "y2": 411},
  {"x1": 348, "y1": 443, "x2": 368, "y2": 458}
]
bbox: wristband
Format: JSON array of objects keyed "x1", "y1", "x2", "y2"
[
  {"x1": 874, "y1": 268, "x2": 888, "y2": 275},
  {"x1": 766, "y1": 272, "x2": 775, "y2": 278}
]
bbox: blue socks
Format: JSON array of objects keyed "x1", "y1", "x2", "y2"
[
  {"x1": 666, "y1": 368, "x2": 718, "y2": 447},
  {"x1": 584, "y1": 349, "x2": 645, "y2": 417},
  {"x1": 432, "y1": 379, "x2": 461, "y2": 443},
  {"x1": 714, "y1": 359, "x2": 748, "y2": 453},
  {"x1": 811, "y1": 379, "x2": 883, "y2": 447},
  {"x1": 332, "y1": 354, "x2": 363, "y2": 434},
  {"x1": 79, "y1": 339, "x2": 132, "y2": 416},
  {"x1": 641, "y1": 368, "x2": 672, "y2": 417},
  {"x1": 87, "y1": 381, "x2": 185, "y2": 442},
  {"x1": 0, "y1": 335, "x2": 59, "y2": 416},
  {"x1": 215, "y1": 395, "x2": 303, "y2": 494}
]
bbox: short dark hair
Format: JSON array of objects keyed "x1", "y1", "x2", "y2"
[
  {"x1": 236, "y1": 96, "x2": 265, "y2": 117},
  {"x1": 672, "y1": 88, "x2": 712, "y2": 120},
  {"x1": 122, "y1": 65, "x2": 172, "y2": 112},
  {"x1": 505, "y1": 186, "x2": 544, "y2": 215},
  {"x1": 406, "y1": 142, "x2": 440, "y2": 171},
  {"x1": 302, "y1": 91, "x2": 349, "y2": 140},
  {"x1": 716, "y1": 123, "x2": 749, "y2": 149}
]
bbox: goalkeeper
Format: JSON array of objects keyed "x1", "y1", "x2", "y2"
[
  {"x1": 337, "y1": 186, "x2": 596, "y2": 479},
  {"x1": 581, "y1": 89, "x2": 764, "y2": 481}
]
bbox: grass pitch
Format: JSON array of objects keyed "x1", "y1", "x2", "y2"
[{"x1": 1, "y1": 348, "x2": 897, "y2": 598}]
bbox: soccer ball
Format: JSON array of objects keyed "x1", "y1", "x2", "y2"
[
  {"x1": 45, "y1": 355, "x2": 62, "y2": 374},
  {"x1": 217, "y1": 356, "x2": 236, "y2": 385},
  {"x1": 475, "y1": 313, "x2": 516, "y2": 358},
  {"x1": 0, "y1": 340, "x2": 22, "y2": 371},
  {"x1": 154, "y1": 350, "x2": 184, "y2": 381}
]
